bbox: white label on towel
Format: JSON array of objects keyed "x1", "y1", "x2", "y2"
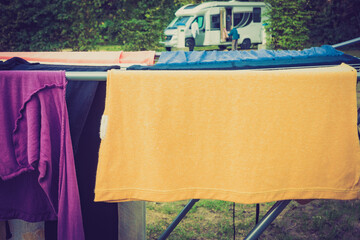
[{"x1": 100, "y1": 115, "x2": 108, "y2": 139}]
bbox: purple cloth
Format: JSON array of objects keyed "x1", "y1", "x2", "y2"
[{"x1": 0, "y1": 71, "x2": 84, "y2": 240}]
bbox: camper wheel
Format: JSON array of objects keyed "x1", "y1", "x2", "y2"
[
  {"x1": 219, "y1": 45, "x2": 227, "y2": 50},
  {"x1": 166, "y1": 47, "x2": 172, "y2": 51},
  {"x1": 241, "y1": 39, "x2": 251, "y2": 49},
  {"x1": 185, "y1": 38, "x2": 195, "y2": 51}
]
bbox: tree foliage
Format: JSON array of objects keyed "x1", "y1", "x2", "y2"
[
  {"x1": 263, "y1": 0, "x2": 312, "y2": 50},
  {"x1": 0, "y1": 0, "x2": 359, "y2": 51},
  {"x1": 307, "y1": 0, "x2": 360, "y2": 46},
  {"x1": 264, "y1": 0, "x2": 360, "y2": 49},
  {"x1": 1, "y1": 0, "x2": 66, "y2": 51},
  {"x1": 99, "y1": 0, "x2": 178, "y2": 50},
  {"x1": 0, "y1": 0, "x2": 106, "y2": 51}
]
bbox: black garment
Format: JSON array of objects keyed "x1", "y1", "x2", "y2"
[
  {"x1": 74, "y1": 82, "x2": 118, "y2": 240},
  {"x1": 1, "y1": 58, "x2": 119, "y2": 240},
  {"x1": 0, "y1": 57, "x2": 38, "y2": 70}
]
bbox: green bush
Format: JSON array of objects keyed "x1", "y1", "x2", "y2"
[
  {"x1": 307, "y1": 0, "x2": 360, "y2": 46},
  {"x1": 264, "y1": 0, "x2": 360, "y2": 50},
  {"x1": 264, "y1": 0, "x2": 311, "y2": 50},
  {"x1": 1, "y1": 0, "x2": 359, "y2": 51}
]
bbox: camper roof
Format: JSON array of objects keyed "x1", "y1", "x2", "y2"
[{"x1": 175, "y1": 1, "x2": 266, "y2": 16}]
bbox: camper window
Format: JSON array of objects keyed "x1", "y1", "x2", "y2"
[
  {"x1": 168, "y1": 16, "x2": 191, "y2": 29},
  {"x1": 211, "y1": 15, "x2": 220, "y2": 30},
  {"x1": 234, "y1": 12, "x2": 252, "y2": 28},
  {"x1": 253, "y1": 8, "x2": 261, "y2": 23},
  {"x1": 195, "y1": 16, "x2": 204, "y2": 28},
  {"x1": 234, "y1": 13, "x2": 244, "y2": 26}
]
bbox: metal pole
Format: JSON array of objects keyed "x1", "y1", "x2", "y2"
[
  {"x1": 65, "y1": 71, "x2": 108, "y2": 81},
  {"x1": 65, "y1": 68, "x2": 360, "y2": 82},
  {"x1": 332, "y1": 37, "x2": 360, "y2": 49},
  {"x1": 255, "y1": 204, "x2": 260, "y2": 224},
  {"x1": 244, "y1": 200, "x2": 291, "y2": 240},
  {"x1": 158, "y1": 199, "x2": 199, "y2": 240}
]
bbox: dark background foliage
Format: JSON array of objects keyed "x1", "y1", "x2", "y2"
[{"x1": 0, "y1": 0, "x2": 359, "y2": 51}]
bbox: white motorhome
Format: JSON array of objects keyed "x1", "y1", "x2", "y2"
[{"x1": 161, "y1": 0, "x2": 267, "y2": 51}]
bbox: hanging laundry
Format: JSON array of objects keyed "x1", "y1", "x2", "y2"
[
  {"x1": 0, "y1": 71, "x2": 84, "y2": 240},
  {"x1": 127, "y1": 45, "x2": 360, "y2": 70},
  {"x1": 95, "y1": 64, "x2": 360, "y2": 204},
  {"x1": 0, "y1": 58, "x2": 120, "y2": 153},
  {"x1": 70, "y1": 81, "x2": 119, "y2": 240},
  {"x1": 0, "y1": 58, "x2": 120, "y2": 240},
  {"x1": 0, "y1": 221, "x2": 5, "y2": 240},
  {"x1": 119, "y1": 51, "x2": 156, "y2": 65},
  {"x1": 0, "y1": 52, "x2": 122, "y2": 65},
  {"x1": 0, "y1": 51, "x2": 156, "y2": 65}
]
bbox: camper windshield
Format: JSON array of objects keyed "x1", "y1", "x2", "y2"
[{"x1": 168, "y1": 16, "x2": 191, "y2": 29}]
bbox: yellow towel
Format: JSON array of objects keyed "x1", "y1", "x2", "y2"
[{"x1": 95, "y1": 64, "x2": 360, "y2": 204}]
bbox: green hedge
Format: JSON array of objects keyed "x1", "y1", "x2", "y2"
[
  {"x1": 1, "y1": 0, "x2": 359, "y2": 51},
  {"x1": 264, "y1": 0, "x2": 360, "y2": 50}
]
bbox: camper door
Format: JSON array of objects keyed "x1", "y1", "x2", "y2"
[
  {"x1": 192, "y1": 16, "x2": 205, "y2": 46},
  {"x1": 205, "y1": 8, "x2": 221, "y2": 45},
  {"x1": 220, "y1": 8, "x2": 232, "y2": 43}
]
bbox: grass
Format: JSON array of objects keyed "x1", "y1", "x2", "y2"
[
  {"x1": 95, "y1": 44, "x2": 239, "y2": 52},
  {"x1": 146, "y1": 199, "x2": 360, "y2": 239},
  {"x1": 146, "y1": 200, "x2": 274, "y2": 240},
  {"x1": 342, "y1": 50, "x2": 360, "y2": 58}
]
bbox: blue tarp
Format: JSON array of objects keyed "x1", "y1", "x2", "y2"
[
  {"x1": 157, "y1": 45, "x2": 344, "y2": 64},
  {"x1": 127, "y1": 45, "x2": 360, "y2": 70}
]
